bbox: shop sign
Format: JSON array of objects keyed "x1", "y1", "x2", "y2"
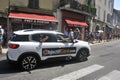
[
  {"x1": 68, "y1": 24, "x2": 80, "y2": 27},
  {"x1": 10, "y1": 18, "x2": 57, "y2": 24},
  {"x1": 24, "y1": 19, "x2": 50, "y2": 24},
  {"x1": 11, "y1": 18, "x2": 22, "y2": 22}
]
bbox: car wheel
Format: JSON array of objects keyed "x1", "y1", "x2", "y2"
[
  {"x1": 76, "y1": 49, "x2": 89, "y2": 62},
  {"x1": 19, "y1": 55, "x2": 38, "y2": 70}
]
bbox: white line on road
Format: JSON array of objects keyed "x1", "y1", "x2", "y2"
[
  {"x1": 98, "y1": 70, "x2": 120, "y2": 80},
  {"x1": 52, "y1": 64, "x2": 104, "y2": 80}
]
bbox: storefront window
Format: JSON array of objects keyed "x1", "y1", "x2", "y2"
[
  {"x1": 32, "y1": 24, "x2": 42, "y2": 29},
  {"x1": 28, "y1": 0, "x2": 39, "y2": 9},
  {"x1": 32, "y1": 23, "x2": 57, "y2": 30},
  {"x1": 10, "y1": 18, "x2": 58, "y2": 31},
  {"x1": 11, "y1": 23, "x2": 22, "y2": 31},
  {"x1": 23, "y1": 23, "x2": 31, "y2": 29}
]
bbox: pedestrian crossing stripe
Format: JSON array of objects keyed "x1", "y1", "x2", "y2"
[
  {"x1": 52, "y1": 64, "x2": 104, "y2": 80},
  {"x1": 98, "y1": 70, "x2": 120, "y2": 80}
]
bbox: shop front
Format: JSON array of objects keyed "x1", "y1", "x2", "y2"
[
  {"x1": 8, "y1": 12, "x2": 58, "y2": 32},
  {"x1": 61, "y1": 10, "x2": 88, "y2": 40}
]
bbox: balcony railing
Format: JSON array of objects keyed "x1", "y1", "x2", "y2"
[
  {"x1": 70, "y1": 4, "x2": 96, "y2": 16},
  {"x1": 59, "y1": 1, "x2": 96, "y2": 16}
]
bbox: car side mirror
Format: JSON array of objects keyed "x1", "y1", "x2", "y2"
[{"x1": 72, "y1": 40, "x2": 78, "y2": 43}]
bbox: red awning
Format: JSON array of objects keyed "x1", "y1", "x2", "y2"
[
  {"x1": 9, "y1": 12, "x2": 58, "y2": 22},
  {"x1": 65, "y1": 19, "x2": 88, "y2": 27}
]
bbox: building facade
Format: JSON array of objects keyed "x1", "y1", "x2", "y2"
[
  {"x1": 0, "y1": 0, "x2": 9, "y2": 29},
  {"x1": 113, "y1": 9, "x2": 120, "y2": 27},
  {"x1": 57, "y1": 0, "x2": 96, "y2": 40},
  {"x1": 93, "y1": 0, "x2": 114, "y2": 39},
  {"x1": 0, "y1": 0, "x2": 97, "y2": 40},
  {"x1": 0, "y1": 0, "x2": 60, "y2": 33},
  {"x1": 113, "y1": 9, "x2": 120, "y2": 35}
]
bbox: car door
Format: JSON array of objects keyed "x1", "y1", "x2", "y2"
[
  {"x1": 31, "y1": 33, "x2": 62, "y2": 60},
  {"x1": 55, "y1": 34, "x2": 76, "y2": 56},
  {"x1": 31, "y1": 33, "x2": 76, "y2": 60},
  {"x1": 40, "y1": 33, "x2": 76, "y2": 58}
]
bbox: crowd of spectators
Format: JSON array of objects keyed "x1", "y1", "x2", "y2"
[
  {"x1": 63, "y1": 27, "x2": 120, "y2": 44},
  {"x1": 85, "y1": 31, "x2": 120, "y2": 44}
]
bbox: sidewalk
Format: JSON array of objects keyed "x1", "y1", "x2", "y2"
[
  {"x1": 1, "y1": 48, "x2": 8, "y2": 55},
  {"x1": 89, "y1": 39, "x2": 120, "y2": 46},
  {"x1": 89, "y1": 40, "x2": 106, "y2": 46}
]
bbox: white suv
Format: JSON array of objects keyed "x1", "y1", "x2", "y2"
[{"x1": 7, "y1": 29, "x2": 90, "y2": 70}]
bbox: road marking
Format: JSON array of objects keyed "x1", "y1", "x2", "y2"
[
  {"x1": 52, "y1": 64, "x2": 104, "y2": 80},
  {"x1": 98, "y1": 70, "x2": 120, "y2": 80}
]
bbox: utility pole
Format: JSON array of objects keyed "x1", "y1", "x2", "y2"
[{"x1": 7, "y1": 0, "x2": 10, "y2": 40}]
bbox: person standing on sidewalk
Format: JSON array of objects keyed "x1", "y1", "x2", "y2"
[
  {"x1": 74, "y1": 28, "x2": 81, "y2": 40},
  {"x1": 0, "y1": 25, "x2": 4, "y2": 53},
  {"x1": 64, "y1": 27, "x2": 69, "y2": 36},
  {"x1": 69, "y1": 28, "x2": 74, "y2": 42}
]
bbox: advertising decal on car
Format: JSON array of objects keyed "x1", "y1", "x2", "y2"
[{"x1": 42, "y1": 47, "x2": 76, "y2": 56}]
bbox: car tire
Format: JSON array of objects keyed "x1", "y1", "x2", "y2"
[
  {"x1": 19, "y1": 54, "x2": 38, "y2": 71},
  {"x1": 76, "y1": 49, "x2": 89, "y2": 62}
]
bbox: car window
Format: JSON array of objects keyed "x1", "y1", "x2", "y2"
[
  {"x1": 46, "y1": 34, "x2": 57, "y2": 42},
  {"x1": 31, "y1": 34, "x2": 40, "y2": 41},
  {"x1": 31, "y1": 33, "x2": 57, "y2": 42},
  {"x1": 56, "y1": 34, "x2": 70, "y2": 42},
  {"x1": 10, "y1": 34, "x2": 29, "y2": 41},
  {"x1": 56, "y1": 34, "x2": 68, "y2": 39}
]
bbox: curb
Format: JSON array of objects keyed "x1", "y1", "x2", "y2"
[
  {"x1": 89, "y1": 41, "x2": 105, "y2": 46},
  {"x1": 89, "y1": 39, "x2": 119, "y2": 46}
]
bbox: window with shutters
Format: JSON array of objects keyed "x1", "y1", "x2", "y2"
[{"x1": 28, "y1": 0, "x2": 39, "y2": 9}]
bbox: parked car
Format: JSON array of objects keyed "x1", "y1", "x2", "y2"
[{"x1": 7, "y1": 29, "x2": 91, "y2": 70}]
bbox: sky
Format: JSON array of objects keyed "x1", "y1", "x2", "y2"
[{"x1": 114, "y1": 0, "x2": 120, "y2": 10}]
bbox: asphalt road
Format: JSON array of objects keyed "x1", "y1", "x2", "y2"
[{"x1": 0, "y1": 40, "x2": 120, "y2": 80}]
